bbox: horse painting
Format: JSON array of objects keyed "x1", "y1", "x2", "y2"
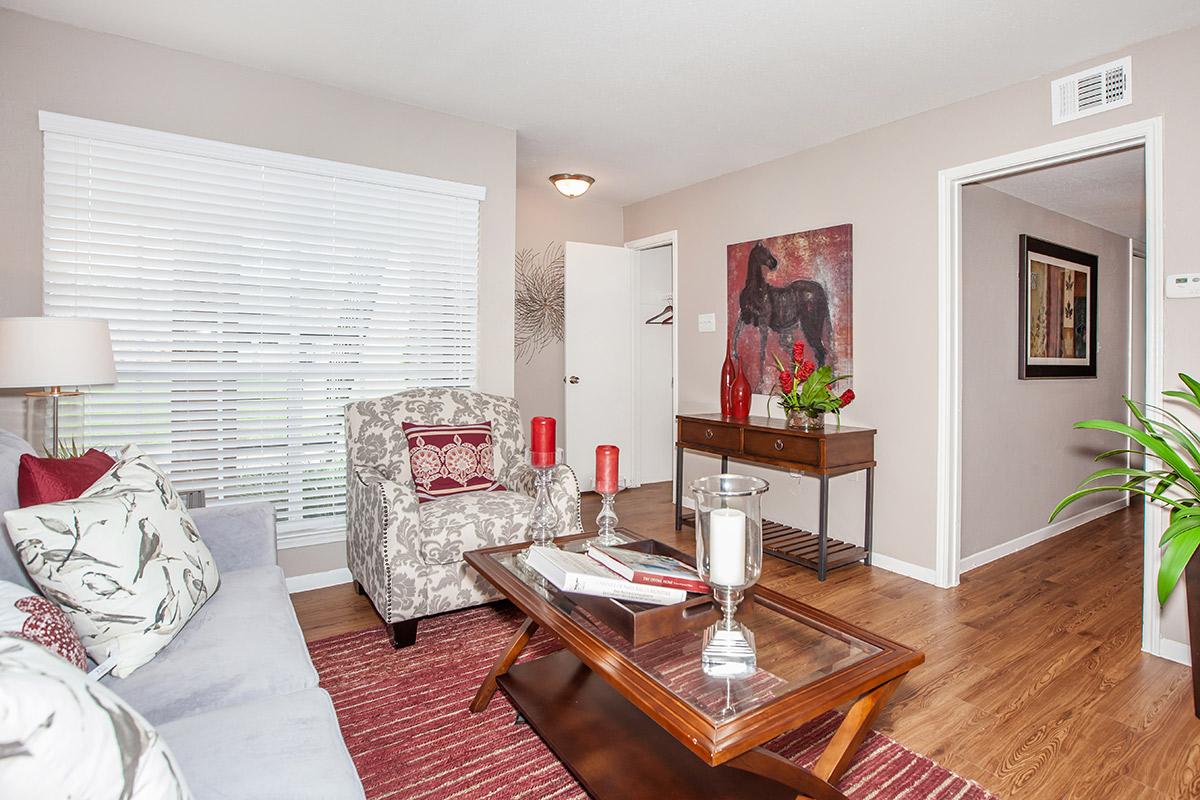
[{"x1": 727, "y1": 226, "x2": 852, "y2": 394}]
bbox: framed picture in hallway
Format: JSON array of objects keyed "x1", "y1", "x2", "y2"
[
  {"x1": 727, "y1": 224, "x2": 853, "y2": 395},
  {"x1": 1018, "y1": 234, "x2": 1098, "y2": 379}
]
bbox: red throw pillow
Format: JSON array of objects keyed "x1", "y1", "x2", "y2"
[
  {"x1": 401, "y1": 421, "x2": 507, "y2": 503},
  {"x1": 17, "y1": 449, "x2": 116, "y2": 508},
  {"x1": 0, "y1": 580, "x2": 88, "y2": 670}
]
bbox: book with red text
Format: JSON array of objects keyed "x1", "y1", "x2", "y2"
[{"x1": 587, "y1": 545, "x2": 710, "y2": 594}]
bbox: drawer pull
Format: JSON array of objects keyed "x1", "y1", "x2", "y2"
[
  {"x1": 774, "y1": 439, "x2": 785, "y2": 451},
  {"x1": 704, "y1": 429, "x2": 714, "y2": 440}
]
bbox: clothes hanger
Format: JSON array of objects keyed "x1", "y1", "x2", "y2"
[{"x1": 644, "y1": 304, "x2": 673, "y2": 325}]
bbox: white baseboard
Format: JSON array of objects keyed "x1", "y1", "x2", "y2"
[
  {"x1": 286, "y1": 567, "x2": 352, "y2": 594},
  {"x1": 869, "y1": 553, "x2": 939, "y2": 585},
  {"x1": 959, "y1": 497, "x2": 1128, "y2": 574},
  {"x1": 1156, "y1": 637, "x2": 1192, "y2": 667}
]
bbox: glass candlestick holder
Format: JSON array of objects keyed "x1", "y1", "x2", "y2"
[
  {"x1": 592, "y1": 479, "x2": 627, "y2": 547},
  {"x1": 691, "y1": 473, "x2": 769, "y2": 678},
  {"x1": 526, "y1": 463, "x2": 559, "y2": 550}
]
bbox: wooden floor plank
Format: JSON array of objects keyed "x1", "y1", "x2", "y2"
[{"x1": 291, "y1": 483, "x2": 1199, "y2": 800}]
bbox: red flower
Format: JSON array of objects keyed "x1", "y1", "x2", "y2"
[
  {"x1": 839, "y1": 389, "x2": 855, "y2": 408},
  {"x1": 792, "y1": 341, "x2": 805, "y2": 364},
  {"x1": 779, "y1": 370, "x2": 794, "y2": 393},
  {"x1": 797, "y1": 360, "x2": 815, "y2": 381}
]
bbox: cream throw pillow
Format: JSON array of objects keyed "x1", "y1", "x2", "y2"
[
  {"x1": 0, "y1": 635, "x2": 192, "y2": 799},
  {"x1": 3, "y1": 446, "x2": 220, "y2": 677}
]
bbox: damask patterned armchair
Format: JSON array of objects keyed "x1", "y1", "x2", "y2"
[{"x1": 345, "y1": 389, "x2": 581, "y2": 647}]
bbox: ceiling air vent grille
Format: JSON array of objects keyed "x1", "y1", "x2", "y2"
[{"x1": 1051, "y1": 57, "x2": 1132, "y2": 125}]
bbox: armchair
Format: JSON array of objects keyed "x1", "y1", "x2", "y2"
[{"x1": 345, "y1": 389, "x2": 581, "y2": 647}]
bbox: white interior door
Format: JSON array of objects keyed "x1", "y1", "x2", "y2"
[{"x1": 565, "y1": 241, "x2": 634, "y2": 492}]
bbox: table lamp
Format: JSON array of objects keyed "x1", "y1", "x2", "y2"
[{"x1": 0, "y1": 317, "x2": 116, "y2": 455}]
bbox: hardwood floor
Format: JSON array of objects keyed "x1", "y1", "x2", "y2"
[{"x1": 291, "y1": 483, "x2": 1198, "y2": 799}]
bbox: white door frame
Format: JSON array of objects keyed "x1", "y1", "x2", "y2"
[
  {"x1": 624, "y1": 230, "x2": 679, "y2": 488},
  {"x1": 936, "y1": 118, "x2": 1166, "y2": 656}
]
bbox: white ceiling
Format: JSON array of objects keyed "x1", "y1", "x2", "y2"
[
  {"x1": 4, "y1": 1, "x2": 1198, "y2": 204},
  {"x1": 982, "y1": 147, "x2": 1146, "y2": 241}
]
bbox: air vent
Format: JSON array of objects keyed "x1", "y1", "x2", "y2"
[{"x1": 1051, "y1": 57, "x2": 1131, "y2": 125}]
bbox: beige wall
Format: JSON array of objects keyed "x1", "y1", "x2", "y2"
[
  {"x1": 0, "y1": 10, "x2": 517, "y2": 579},
  {"x1": 624, "y1": 25, "x2": 1200, "y2": 647},
  {"x1": 514, "y1": 183, "x2": 624, "y2": 435},
  {"x1": 960, "y1": 184, "x2": 1131, "y2": 560}
]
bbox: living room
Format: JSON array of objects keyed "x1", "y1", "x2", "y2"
[{"x1": 1, "y1": 3, "x2": 1199, "y2": 799}]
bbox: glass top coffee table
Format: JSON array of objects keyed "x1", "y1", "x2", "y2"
[{"x1": 465, "y1": 531, "x2": 924, "y2": 800}]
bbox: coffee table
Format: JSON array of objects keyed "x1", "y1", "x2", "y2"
[{"x1": 464, "y1": 532, "x2": 924, "y2": 800}]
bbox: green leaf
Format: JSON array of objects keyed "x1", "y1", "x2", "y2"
[
  {"x1": 1164, "y1": 390, "x2": 1200, "y2": 409},
  {"x1": 1127, "y1": 398, "x2": 1200, "y2": 467},
  {"x1": 1159, "y1": 514, "x2": 1200, "y2": 547},
  {"x1": 1049, "y1": 484, "x2": 1185, "y2": 523},
  {"x1": 1158, "y1": 527, "x2": 1200, "y2": 604},
  {"x1": 1180, "y1": 373, "x2": 1200, "y2": 404},
  {"x1": 1094, "y1": 448, "x2": 1142, "y2": 462},
  {"x1": 1075, "y1": 419, "x2": 1200, "y2": 495}
]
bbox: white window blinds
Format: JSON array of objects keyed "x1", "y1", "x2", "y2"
[{"x1": 41, "y1": 112, "x2": 484, "y2": 543}]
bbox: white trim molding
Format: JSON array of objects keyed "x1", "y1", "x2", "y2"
[
  {"x1": 869, "y1": 554, "x2": 939, "y2": 586},
  {"x1": 936, "y1": 117, "x2": 1167, "y2": 658},
  {"x1": 959, "y1": 498, "x2": 1129, "y2": 573},
  {"x1": 39, "y1": 110, "x2": 487, "y2": 200},
  {"x1": 286, "y1": 567, "x2": 353, "y2": 594},
  {"x1": 1159, "y1": 638, "x2": 1192, "y2": 667}
]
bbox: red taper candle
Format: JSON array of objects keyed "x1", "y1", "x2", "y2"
[
  {"x1": 530, "y1": 417, "x2": 556, "y2": 467},
  {"x1": 595, "y1": 445, "x2": 619, "y2": 494}
]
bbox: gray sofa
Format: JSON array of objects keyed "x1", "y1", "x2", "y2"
[{"x1": 0, "y1": 430, "x2": 364, "y2": 799}]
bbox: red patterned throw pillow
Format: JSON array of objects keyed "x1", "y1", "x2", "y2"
[
  {"x1": 401, "y1": 421, "x2": 507, "y2": 503},
  {"x1": 18, "y1": 448, "x2": 116, "y2": 507},
  {"x1": 0, "y1": 580, "x2": 87, "y2": 670}
]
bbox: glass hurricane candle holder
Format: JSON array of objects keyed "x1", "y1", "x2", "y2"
[
  {"x1": 592, "y1": 478, "x2": 627, "y2": 547},
  {"x1": 526, "y1": 450, "x2": 563, "y2": 552},
  {"x1": 691, "y1": 473, "x2": 769, "y2": 677}
]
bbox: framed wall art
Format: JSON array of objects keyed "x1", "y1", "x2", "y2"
[{"x1": 1018, "y1": 234, "x2": 1098, "y2": 379}]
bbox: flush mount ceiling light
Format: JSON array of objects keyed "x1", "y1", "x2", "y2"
[{"x1": 549, "y1": 173, "x2": 594, "y2": 199}]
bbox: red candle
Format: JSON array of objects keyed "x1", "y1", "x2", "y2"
[
  {"x1": 595, "y1": 445, "x2": 619, "y2": 494},
  {"x1": 530, "y1": 417, "x2": 556, "y2": 467}
]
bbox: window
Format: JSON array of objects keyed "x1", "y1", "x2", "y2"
[{"x1": 41, "y1": 112, "x2": 484, "y2": 544}]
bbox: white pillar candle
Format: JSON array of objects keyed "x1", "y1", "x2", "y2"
[{"x1": 707, "y1": 507, "x2": 747, "y2": 586}]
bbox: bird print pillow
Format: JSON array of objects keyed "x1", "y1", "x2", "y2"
[
  {"x1": 0, "y1": 635, "x2": 193, "y2": 799},
  {"x1": 2, "y1": 446, "x2": 220, "y2": 678}
]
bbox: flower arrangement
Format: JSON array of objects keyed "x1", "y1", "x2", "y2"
[{"x1": 771, "y1": 342, "x2": 853, "y2": 430}]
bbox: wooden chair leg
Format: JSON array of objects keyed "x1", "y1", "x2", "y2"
[
  {"x1": 353, "y1": 580, "x2": 365, "y2": 596},
  {"x1": 388, "y1": 619, "x2": 418, "y2": 648}
]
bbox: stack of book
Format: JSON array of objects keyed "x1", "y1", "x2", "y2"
[{"x1": 525, "y1": 544, "x2": 708, "y2": 605}]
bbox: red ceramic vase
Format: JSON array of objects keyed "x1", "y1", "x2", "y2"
[
  {"x1": 730, "y1": 357, "x2": 751, "y2": 421},
  {"x1": 719, "y1": 339, "x2": 736, "y2": 416}
]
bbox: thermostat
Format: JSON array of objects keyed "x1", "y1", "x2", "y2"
[{"x1": 1166, "y1": 273, "x2": 1200, "y2": 299}]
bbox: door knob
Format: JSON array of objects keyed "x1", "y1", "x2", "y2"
[{"x1": 565, "y1": 376, "x2": 580, "y2": 384}]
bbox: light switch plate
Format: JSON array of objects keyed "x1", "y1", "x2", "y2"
[
  {"x1": 1166, "y1": 273, "x2": 1200, "y2": 298},
  {"x1": 697, "y1": 313, "x2": 716, "y2": 333}
]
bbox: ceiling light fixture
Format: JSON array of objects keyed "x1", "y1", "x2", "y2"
[{"x1": 549, "y1": 173, "x2": 594, "y2": 199}]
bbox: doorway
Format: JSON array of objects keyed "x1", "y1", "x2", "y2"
[
  {"x1": 562, "y1": 232, "x2": 678, "y2": 492},
  {"x1": 937, "y1": 118, "x2": 1166, "y2": 658}
]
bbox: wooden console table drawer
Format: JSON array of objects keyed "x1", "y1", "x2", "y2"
[
  {"x1": 743, "y1": 429, "x2": 819, "y2": 463},
  {"x1": 678, "y1": 419, "x2": 741, "y2": 451}
]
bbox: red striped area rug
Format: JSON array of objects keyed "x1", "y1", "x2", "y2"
[{"x1": 308, "y1": 604, "x2": 997, "y2": 800}]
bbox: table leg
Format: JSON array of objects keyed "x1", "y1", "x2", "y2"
[
  {"x1": 470, "y1": 617, "x2": 538, "y2": 713},
  {"x1": 721, "y1": 454, "x2": 729, "y2": 472},
  {"x1": 818, "y1": 474, "x2": 829, "y2": 581},
  {"x1": 863, "y1": 466, "x2": 874, "y2": 566},
  {"x1": 813, "y1": 675, "x2": 904, "y2": 784},
  {"x1": 674, "y1": 445, "x2": 684, "y2": 531},
  {"x1": 727, "y1": 747, "x2": 847, "y2": 800}
]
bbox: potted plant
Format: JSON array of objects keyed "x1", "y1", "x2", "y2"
[
  {"x1": 1050, "y1": 372, "x2": 1200, "y2": 717},
  {"x1": 770, "y1": 342, "x2": 854, "y2": 431}
]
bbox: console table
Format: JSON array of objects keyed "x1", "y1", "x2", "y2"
[{"x1": 675, "y1": 413, "x2": 876, "y2": 580}]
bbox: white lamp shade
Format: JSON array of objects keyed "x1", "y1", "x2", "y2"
[{"x1": 0, "y1": 317, "x2": 117, "y2": 389}]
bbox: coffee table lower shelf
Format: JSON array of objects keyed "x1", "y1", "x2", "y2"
[{"x1": 497, "y1": 649, "x2": 799, "y2": 800}]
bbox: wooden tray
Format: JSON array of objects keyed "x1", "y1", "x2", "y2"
[{"x1": 568, "y1": 539, "x2": 752, "y2": 648}]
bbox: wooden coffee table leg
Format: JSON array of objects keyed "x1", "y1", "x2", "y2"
[
  {"x1": 813, "y1": 674, "x2": 904, "y2": 784},
  {"x1": 470, "y1": 617, "x2": 538, "y2": 713},
  {"x1": 728, "y1": 674, "x2": 905, "y2": 800},
  {"x1": 728, "y1": 747, "x2": 847, "y2": 800}
]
